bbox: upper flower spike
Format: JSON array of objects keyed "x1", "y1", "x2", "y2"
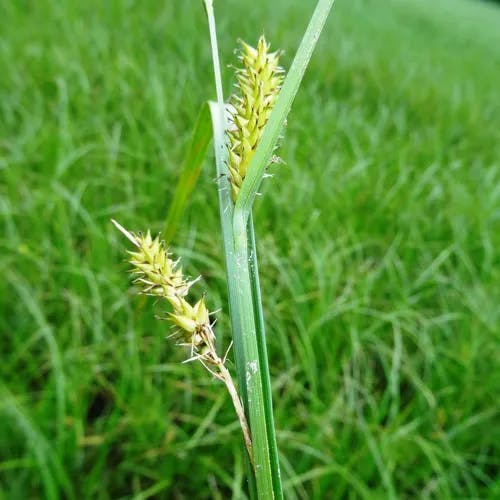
[{"x1": 227, "y1": 35, "x2": 284, "y2": 201}]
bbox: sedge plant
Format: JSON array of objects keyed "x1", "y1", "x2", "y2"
[{"x1": 114, "y1": 1, "x2": 334, "y2": 497}]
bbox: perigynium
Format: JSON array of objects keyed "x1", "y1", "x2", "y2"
[
  {"x1": 112, "y1": 219, "x2": 253, "y2": 464},
  {"x1": 227, "y1": 35, "x2": 284, "y2": 201}
]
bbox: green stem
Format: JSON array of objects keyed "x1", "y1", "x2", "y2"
[
  {"x1": 248, "y1": 214, "x2": 283, "y2": 499},
  {"x1": 204, "y1": 1, "x2": 258, "y2": 496},
  {"x1": 233, "y1": 212, "x2": 274, "y2": 498},
  {"x1": 204, "y1": 4, "x2": 247, "y2": 410}
]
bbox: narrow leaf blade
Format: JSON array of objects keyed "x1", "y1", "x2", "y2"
[{"x1": 163, "y1": 103, "x2": 212, "y2": 242}]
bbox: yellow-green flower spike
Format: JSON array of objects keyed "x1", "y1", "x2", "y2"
[
  {"x1": 227, "y1": 35, "x2": 284, "y2": 201},
  {"x1": 112, "y1": 220, "x2": 212, "y2": 348}
]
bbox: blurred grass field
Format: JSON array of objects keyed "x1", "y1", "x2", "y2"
[{"x1": 1, "y1": 0, "x2": 499, "y2": 498}]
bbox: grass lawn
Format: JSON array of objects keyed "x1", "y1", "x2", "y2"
[{"x1": 1, "y1": 0, "x2": 499, "y2": 498}]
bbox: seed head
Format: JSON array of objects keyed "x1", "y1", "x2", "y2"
[{"x1": 227, "y1": 35, "x2": 284, "y2": 201}]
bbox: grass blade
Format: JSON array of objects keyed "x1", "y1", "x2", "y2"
[{"x1": 162, "y1": 104, "x2": 212, "y2": 242}]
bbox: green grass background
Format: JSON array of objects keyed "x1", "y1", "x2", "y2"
[{"x1": 1, "y1": 0, "x2": 499, "y2": 498}]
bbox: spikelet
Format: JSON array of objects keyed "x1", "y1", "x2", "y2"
[
  {"x1": 127, "y1": 230, "x2": 190, "y2": 298},
  {"x1": 227, "y1": 35, "x2": 284, "y2": 201}
]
